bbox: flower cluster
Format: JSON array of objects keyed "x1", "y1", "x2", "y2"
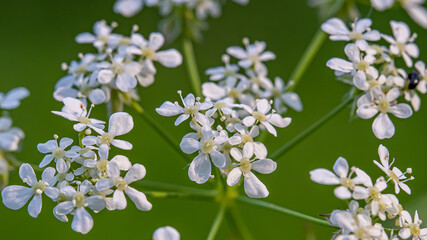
[
  {"x1": 1, "y1": 98, "x2": 151, "y2": 234},
  {"x1": 156, "y1": 90, "x2": 291, "y2": 198},
  {"x1": 112, "y1": 0, "x2": 250, "y2": 41},
  {"x1": 0, "y1": 87, "x2": 29, "y2": 187},
  {"x1": 54, "y1": 20, "x2": 182, "y2": 112},
  {"x1": 310, "y1": 144, "x2": 422, "y2": 240},
  {"x1": 310, "y1": 0, "x2": 427, "y2": 29},
  {"x1": 202, "y1": 38, "x2": 303, "y2": 115},
  {"x1": 324, "y1": 18, "x2": 425, "y2": 139}
]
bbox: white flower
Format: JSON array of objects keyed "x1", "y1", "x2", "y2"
[
  {"x1": 399, "y1": 210, "x2": 427, "y2": 240},
  {"x1": 227, "y1": 39, "x2": 276, "y2": 72},
  {"x1": 357, "y1": 86, "x2": 413, "y2": 139},
  {"x1": 0, "y1": 87, "x2": 30, "y2": 110},
  {"x1": 156, "y1": 92, "x2": 213, "y2": 126},
  {"x1": 382, "y1": 21, "x2": 419, "y2": 67},
  {"x1": 261, "y1": 77, "x2": 303, "y2": 113},
  {"x1": 2, "y1": 164, "x2": 59, "y2": 218},
  {"x1": 54, "y1": 180, "x2": 106, "y2": 234},
  {"x1": 327, "y1": 43, "x2": 379, "y2": 91},
  {"x1": 75, "y1": 20, "x2": 119, "y2": 51},
  {"x1": 114, "y1": 0, "x2": 143, "y2": 17},
  {"x1": 187, "y1": 0, "x2": 221, "y2": 20},
  {"x1": 227, "y1": 143, "x2": 276, "y2": 198},
  {"x1": 82, "y1": 112, "x2": 134, "y2": 158},
  {"x1": 205, "y1": 55, "x2": 245, "y2": 85},
  {"x1": 182, "y1": 126, "x2": 228, "y2": 183},
  {"x1": 127, "y1": 32, "x2": 182, "y2": 80},
  {"x1": 37, "y1": 136, "x2": 74, "y2": 173},
  {"x1": 0, "y1": 116, "x2": 24, "y2": 151},
  {"x1": 310, "y1": 157, "x2": 371, "y2": 199},
  {"x1": 97, "y1": 54, "x2": 142, "y2": 92},
  {"x1": 415, "y1": 61, "x2": 427, "y2": 94},
  {"x1": 321, "y1": 18, "x2": 381, "y2": 47},
  {"x1": 95, "y1": 162, "x2": 152, "y2": 211},
  {"x1": 54, "y1": 75, "x2": 107, "y2": 105},
  {"x1": 241, "y1": 99, "x2": 291, "y2": 137},
  {"x1": 353, "y1": 177, "x2": 399, "y2": 220},
  {"x1": 52, "y1": 97, "x2": 105, "y2": 133},
  {"x1": 331, "y1": 210, "x2": 383, "y2": 239},
  {"x1": 370, "y1": 0, "x2": 394, "y2": 11},
  {"x1": 373, "y1": 144, "x2": 413, "y2": 194},
  {"x1": 153, "y1": 226, "x2": 180, "y2": 240}
]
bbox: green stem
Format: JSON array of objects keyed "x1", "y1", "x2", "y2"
[
  {"x1": 183, "y1": 38, "x2": 203, "y2": 97},
  {"x1": 137, "y1": 180, "x2": 215, "y2": 196},
  {"x1": 207, "y1": 204, "x2": 227, "y2": 240},
  {"x1": 237, "y1": 196, "x2": 334, "y2": 228},
  {"x1": 131, "y1": 102, "x2": 190, "y2": 163},
  {"x1": 226, "y1": 207, "x2": 254, "y2": 240},
  {"x1": 143, "y1": 190, "x2": 216, "y2": 201},
  {"x1": 287, "y1": 29, "x2": 327, "y2": 92},
  {"x1": 270, "y1": 96, "x2": 354, "y2": 160}
]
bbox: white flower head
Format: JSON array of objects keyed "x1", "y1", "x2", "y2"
[
  {"x1": 114, "y1": 0, "x2": 143, "y2": 17},
  {"x1": 310, "y1": 157, "x2": 371, "y2": 199},
  {"x1": 373, "y1": 144, "x2": 413, "y2": 194},
  {"x1": 82, "y1": 112, "x2": 134, "y2": 159},
  {"x1": 382, "y1": 21, "x2": 419, "y2": 67},
  {"x1": 399, "y1": 210, "x2": 427, "y2": 240},
  {"x1": 37, "y1": 136, "x2": 74, "y2": 173},
  {"x1": 227, "y1": 142, "x2": 276, "y2": 198},
  {"x1": 2, "y1": 164, "x2": 59, "y2": 218},
  {"x1": 52, "y1": 97, "x2": 105, "y2": 133},
  {"x1": 54, "y1": 180, "x2": 106, "y2": 234},
  {"x1": 0, "y1": 87, "x2": 30, "y2": 110},
  {"x1": 356, "y1": 86, "x2": 413, "y2": 139},
  {"x1": 95, "y1": 162, "x2": 152, "y2": 211},
  {"x1": 241, "y1": 99, "x2": 291, "y2": 137},
  {"x1": 321, "y1": 18, "x2": 381, "y2": 47},
  {"x1": 227, "y1": 38, "x2": 276, "y2": 73},
  {"x1": 156, "y1": 91, "x2": 213, "y2": 126}
]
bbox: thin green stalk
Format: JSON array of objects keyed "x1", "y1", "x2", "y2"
[
  {"x1": 237, "y1": 196, "x2": 334, "y2": 228},
  {"x1": 143, "y1": 190, "x2": 216, "y2": 201},
  {"x1": 131, "y1": 102, "x2": 190, "y2": 163},
  {"x1": 183, "y1": 38, "x2": 202, "y2": 97},
  {"x1": 287, "y1": 29, "x2": 327, "y2": 92},
  {"x1": 270, "y1": 96, "x2": 354, "y2": 160},
  {"x1": 207, "y1": 204, "x2": 227, "y2": 240},
  {"x1": 137, "y1": 180, "x2": 215, "y2": 196},
  {"x1": 226, "y1": 207, "x2": 254, "y2": 240}
]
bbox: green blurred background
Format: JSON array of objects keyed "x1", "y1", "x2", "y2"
[{"x1": 0, "y1": 0, "x2": 426, "y2": 239}]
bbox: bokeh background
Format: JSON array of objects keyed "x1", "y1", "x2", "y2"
[{"x1": 0, "y1": 0, "x2": 426, "y2": 239}]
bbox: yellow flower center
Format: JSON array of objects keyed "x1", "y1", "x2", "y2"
[
  {"x1": 240, "y1": 158, "x2": 252, "y2": 174},
  {"x1": 252, "y1": 111, "x2": 267, "y2": 122},
  {"x1": 142, "y1": 47, "x2": 156, "y2": 60},
  {"x1": 378, "y1": 100, "x2": 390, "y2": 113},
  {"x1": 73, "y1": 192, "x2": 86, "y2": 208},
  {"x1": 53, "y1": 148, "x2": 65, "y2": 159},
  {"x1": 201, "y1": 138, "x2": 215, "y2": 154},
  {"x1": 99, "y1": 133, "x2": 114, "y2": 145}
]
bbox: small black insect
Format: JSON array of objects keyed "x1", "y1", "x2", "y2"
[{"x1": 407, "y1": 70, "x2": 420, "y2": 90}]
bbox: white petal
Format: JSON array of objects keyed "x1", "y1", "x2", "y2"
[
  {"x1": 156, "y1": 101, "x2": 183, "y2": 116},
  {"x1": 155, "y1": 49, "x2": 182, "y2": 67},
  {"x1": 55, "y1": 201, "x2": 74, "y2": 215},
  {"x1": 124, "y1": 164, "x2": 146, "y2": 184},
  {"x1": 19, "y1": 163, "x2": 37, "y2": 186},
  {"x1": 1, "y1": 186, "x2": 33, "y2": 210},
  {"x1": 72, "y1": 208, "x2": 93, "y2": 234},
  {"x1": 390, "y1": 103, "x2": 413, "y2": 119},
  {"x1": 210, "y1": 151, "x2": 226, "y2": 168},
  {"x1": 180, "y1": 138, "x2": 201, "y2": 154},
  {"x1": 243, "y1": 172, "x2": 269, "y2": 198},
  {"x1": 188, "y1": 154, "x2": 211, "y2": 184},
  {"x1": 334, "y1": 186, "x2": 352, "y2": 199},
  {"x1": 356, "y1": 104, "x2": 378, "y2": 119},
  {"x1": 28, "y1": 194, "x2": 42, "y2": 218},
  {"x1": 309, "y1": 169, "x2": 340, "y2": 185},
  {"x1": 372, "y1": 113, "x2": 395, "y2": 139},
  {"x1": 326, "y1": 58, "x2": 353, "y2": 73},
  {"x1": 125, "y1": 187, "x2": 152, "y2": 211},
  {"x1": 226, "y1": 168, "x2": 242, "y2": 186},
  {"x1": 109, "y1": 112, "x2": 134, "y2": 136},
  {"x1": 252, "y1": 159, "x2": 277, "y2": 174},
  {"x1": 86, "y1": 195, "x2": 106, "y2": 212}
]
